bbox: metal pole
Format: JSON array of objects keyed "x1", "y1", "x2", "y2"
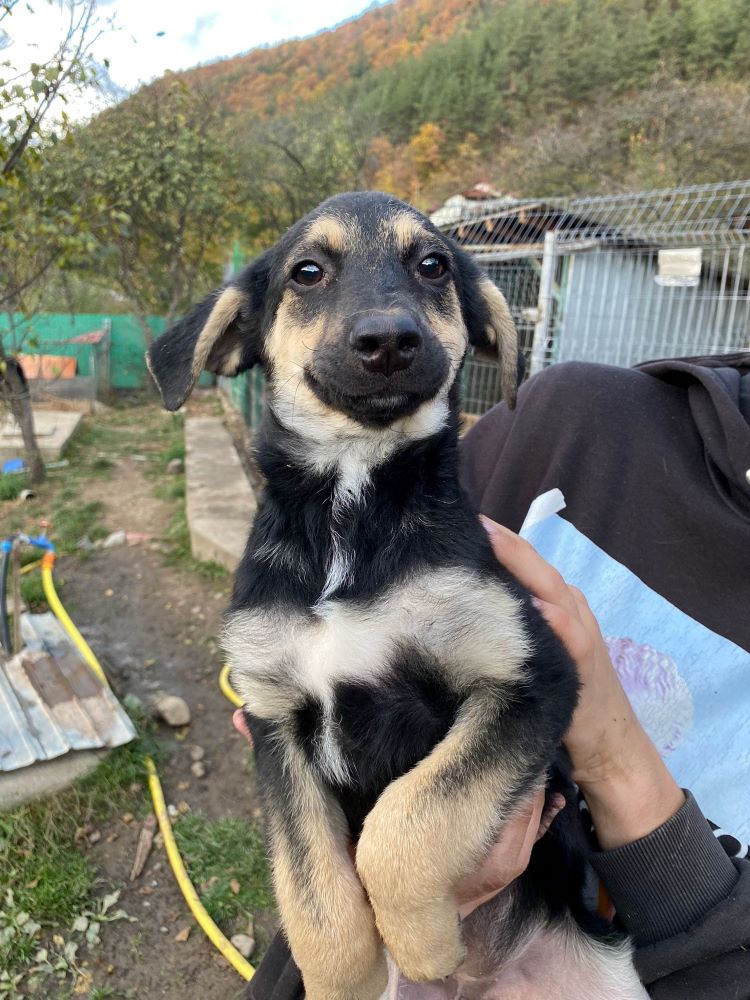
[{"x1": 530, "y1": 231, "x2": 556, "y2": 376}]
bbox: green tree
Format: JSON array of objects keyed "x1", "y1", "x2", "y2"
[
  {"x1": 0, "y1": 0, "x2": 104, "y2": 483},
  {"x1": 72, "y1": 79, "x2": 237, "y2": 340},
  {"x1": 230, "y1": 102, "x2": 373, "y2": 251}
]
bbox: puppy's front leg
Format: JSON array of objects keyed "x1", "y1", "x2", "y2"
[
  {"x1": 252, "y1": 718, "x2": 387, "y2": 1000},
  {"x1": 355, "y1": 690, "x2": 538, "y2": 983}
]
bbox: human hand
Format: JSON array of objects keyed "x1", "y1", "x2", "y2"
[
  {"x1": 480, "y1": 517, "x2": 685, "y2": 851},
  {"x1": 454, "y1": 788, "x2": 565, "y2": 919}
]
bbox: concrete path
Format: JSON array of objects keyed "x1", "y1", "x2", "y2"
[
  {"x1": 185, "y1": 417, "x2": 257, "y2": 572},
  {"x1": 0, "y1": 409, "x2": 82, "y2": 462}
]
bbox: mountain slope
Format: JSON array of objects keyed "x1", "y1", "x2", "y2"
[{"x1": 184, "y1": 0, "x2": 489, "y2": 117}]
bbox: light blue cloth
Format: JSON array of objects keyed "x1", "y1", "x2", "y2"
[{"x1": 522, "y1": 513, "x2": 750, "y2": 842}]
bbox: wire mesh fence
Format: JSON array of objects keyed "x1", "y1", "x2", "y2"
[{"x1": 438, "y1": 179, "x2": 750, "y2": 414}]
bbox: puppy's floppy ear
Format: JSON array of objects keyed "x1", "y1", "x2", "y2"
[
  {"x1": 146, "y1": 253, "x2": 271, "y2": 411},
  {"x1": 456, "y1": 254, "x2": 520, "y2": 409}
]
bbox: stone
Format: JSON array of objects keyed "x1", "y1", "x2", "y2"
[
  {"x1": 230, "y1": 934, "x2": 255, "y2": 959},
  {"x1": 190, "y1": 761, "x2": 206, "y2": 778},
  {"x1": 189, "y1": 745, "x2": 205, "y2": 762},
  {"x1": 154, "y1": 694, "x2": 191, "y2": 727},
  {"x1": 123, "y1": 693, "x2": 144, "y2": 714},
  {"x1": 167, "y1": 458, "x2": 184, "y2": 474},
  {"x1": 102, "y1": 530, "x2": 127, "y2": 548}
]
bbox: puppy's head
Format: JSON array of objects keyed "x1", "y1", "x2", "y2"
[{"x1": 148, "y1": 192, "x2": 518, "y2": 433}]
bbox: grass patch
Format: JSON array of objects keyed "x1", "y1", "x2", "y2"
[
  {"x1": 161, "y1": 440, "x2": 185, "y2": 466},
  {"x1": 0, "y1": 473, "x2": 26, "y2": 502},
  {"x1": 162, "y1": 503, "x2": 227, "y2": 583},
  {"x1": 152, "y1": 475, "x2": 185, "y2": 503},
  {"x1": 20, "y1": 573, "x2": 46, "y2": 611},
  {"x1": 174, "y1": 813, "x2": 273, "y2": 934},
  {"x1": 52, "y1": 501, "x2": 107, "y2": 553},
  {"x1": 0, "y1": 721, "x2": 157, "y2": 974}
]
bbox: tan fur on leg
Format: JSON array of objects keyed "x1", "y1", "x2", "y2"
[
  {"x1": 356, "y1": 693, "x2": 526, "y2": 982},
  {"x1": 270, "y1": 741, "x2": 387, "y2": 1000}
]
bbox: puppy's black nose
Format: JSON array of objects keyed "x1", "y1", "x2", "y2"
[{"x1": 349, "y1": 314, "x2": 422, "y2": 377}]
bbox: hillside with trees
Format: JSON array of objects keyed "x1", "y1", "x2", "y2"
[
  {"x1": 3, "y1": 0, "x2": 749, "y2": 324},
  {"x1": 177, "y1": 0, "x2": 750, "y2": 210}
]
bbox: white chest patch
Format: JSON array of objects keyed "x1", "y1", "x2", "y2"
[{"x1": 223, "y1": 566, "x2": 530, "y2": 724}]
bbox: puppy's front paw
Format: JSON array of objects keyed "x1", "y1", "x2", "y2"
[
  {"x1": 303, "y1": 952, "x2": 388, "y2": 1000},
  {"x1": 378, "y1": 901, "x2": 466, "y2": 983},
  {"x1": 356, "y1": 796, "x2": 466, "y2": 983}
]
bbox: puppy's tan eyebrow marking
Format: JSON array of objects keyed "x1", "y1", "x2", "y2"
[
  {"x1": 303, "y1": 214, "x2": 351, "y2": 255},
  {"x1": 387, "y1": 212, "x2": 429, "y2": 254}
]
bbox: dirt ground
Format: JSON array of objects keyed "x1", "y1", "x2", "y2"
[{"x1": 47, "y1": 403, "x2": 265, "y2": 999}]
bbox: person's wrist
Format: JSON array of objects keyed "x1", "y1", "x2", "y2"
[{"x1": 576, "y1": 729, "x2": 685, "y2": 850}]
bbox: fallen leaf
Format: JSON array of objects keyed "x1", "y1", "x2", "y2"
[
  {"x1": 174, "y1": 926, "x2": 191, "y2": 943},
  {"x1": 52, "y1": 934, "x2": 65, "y2": 948},
  {"x1": 229, "y1": 879, "x2": 240, "y2": 895},
  {"x1": 73, "y1": 971, "x2": 93, "y2": 994},
  {"x1": 121, "y1": 812, "x2": 134, "y2": 824},
  {"x1": 138, "y1": 886, "x2": 154, "y2": 895},
  {"x1": 25, "y1": 878, "x2": 39, "y2": 889},
  {"x1": 176, "y1": 801, "x2": 190, "y2": 815},
  {"x1": 130, "y1": 814, "x2": 157, "y2": 881},
  {"x1": 177, "y1": 781, "x2": 190, "y2": 791},
  {"x1": 100, "y1": 892, "x2": 120, "y2": 915},
  {"x1": 106, "y1": 832, "x2": 119, "y2": 844}
]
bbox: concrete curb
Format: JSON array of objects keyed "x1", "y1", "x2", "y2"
[
  {"x1": 0, "y1": 409, "x2": 82, "y2": 462},
  {"x1": 185, "y1": 417, "x2": 257, "y2": 573},
  {"x1": 0, "y1": 749, "x2": 108, "y2": 812}
]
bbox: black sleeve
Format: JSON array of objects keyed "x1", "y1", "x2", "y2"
[
  {"x1": 589, "y1": 791, "x2": 750, "y2": 998},
  {"x1": 244, "y1": 930, "x2": 302, "y2": 1000}
]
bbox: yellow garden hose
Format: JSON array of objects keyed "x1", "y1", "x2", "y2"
[
  {"x1": 145, "y1": 758, "x2": 255, "y2": 979},
  {"x1": 41, "y1": 555, "x2": 108, "y2": 685},
  {"x1": 219, "y1": 662, "x2": 243, "y2": 708},
  {"x1": 39, "y1": 552, "x2": 254, "y2": 982}
]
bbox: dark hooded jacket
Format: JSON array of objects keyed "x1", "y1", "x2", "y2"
[{"x1": 246, "y1": 353, "x2": 750, "y2": 1000}]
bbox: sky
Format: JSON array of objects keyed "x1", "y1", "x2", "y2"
[{"x1": 4, "y1": 0, "x2": 378, "y2": 109}]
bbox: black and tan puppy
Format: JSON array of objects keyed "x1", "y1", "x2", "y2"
[{"x1": 148, "y1": 192, "x2": 647, "y2": 999}]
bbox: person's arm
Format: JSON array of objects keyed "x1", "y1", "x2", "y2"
[{"x1": 482, "y1": 518, "x2": 750, "y2": 999}]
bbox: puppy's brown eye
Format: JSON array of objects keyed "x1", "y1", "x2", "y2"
[
  {"x1": 418, "y1": 255, "x2": 447, "y2": 280},
  {"x1": 292, "y1": 261, "x2": 324, "y2": 286}
]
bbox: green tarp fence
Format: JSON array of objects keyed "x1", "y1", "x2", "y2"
[{"x1": 0, "y1": 313, "x2": 167, "y2": 390}]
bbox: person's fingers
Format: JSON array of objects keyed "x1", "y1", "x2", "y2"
[
  {"x1": 479, "y1": 516, "x2": 579, "y2": 616},
  {"x1": 535, "y1": 793, "x2": 566, "y2": 842},
  {"x1": 232, "y1": 708, "x2": 253, "y2": 746},
  {"x1": 531, "y1": 596, "x2": 594, "y2": 664},
  {"x1": 455, "y1": 789, "x2": 558, "y2": 918},
  {"x1": 515, "y1": 789, "x2": 547, "y2": 869}
]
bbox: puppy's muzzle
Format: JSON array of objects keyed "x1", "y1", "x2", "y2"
[{"x1": 349, "y1": 312, "x2": 422, "y2": 377}]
